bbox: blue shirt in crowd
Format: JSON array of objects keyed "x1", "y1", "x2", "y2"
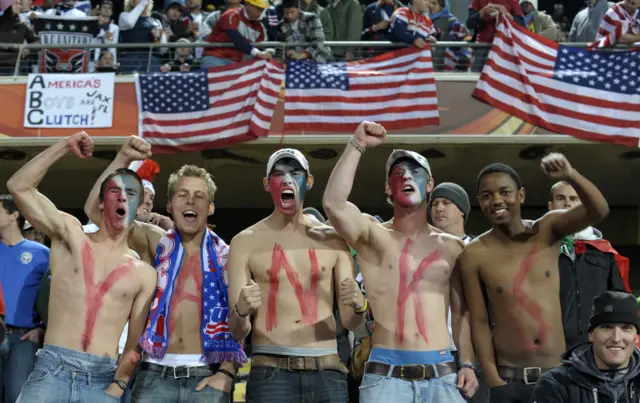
[{"x1": 0, "y1": 239, "x2": 49, "y2": 328}]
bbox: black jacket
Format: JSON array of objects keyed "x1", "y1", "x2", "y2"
[
  {"x1": 531, "y1": 342, "x2": 640, "y2": 403},
  {"x1": 559, "y1": 228, "x2": 627, "y2": 349}
]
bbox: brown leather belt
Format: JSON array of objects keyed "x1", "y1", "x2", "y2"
[
  {"x1": 251, "y1": 354, "x2": 348, "y2": 374},
  {"x1": 498, "y1": 365, "x2": 552, "y2": 385},
  {"x1": 364, "y1": 361, "x2": 457, "y2": 381}
]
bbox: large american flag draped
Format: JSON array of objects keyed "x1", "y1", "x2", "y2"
[
  {"x1": 283, "y1": 46, "x2": 439, "y2": 131},
  {"x1": 473, "y1": 17, "x2": 640, "y2": 147},
  {"x1": 135, "y1": 59, "x2": 284, "y2": 153}
]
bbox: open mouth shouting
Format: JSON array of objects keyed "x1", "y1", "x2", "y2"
[
  {"x1": 402, "y1": 184, "x2": 415, "y2": 194},
  {"x1": 183, "y1": 210, "x2": 198, "y2": 224},
  {"x1": 115, "y1": 207, "x2": 127, "y2": 220},
  {"x1": 280, "y1": 188, "x2": 296, "y2": 205}
]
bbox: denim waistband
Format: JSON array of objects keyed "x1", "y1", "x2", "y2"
[{"x1": 39, "y1": 344, "x2": 118, "y2": 374}]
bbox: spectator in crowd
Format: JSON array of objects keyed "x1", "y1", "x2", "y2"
[
  {"x1": 17, "y1": 0, "x2": 41, "y2": 26},
  {"x1": 22, "y1": 220, "x2": 47, "y2": 246},
  {"x1": 549, "y1": 181, "x2": 629, "y2": 350},
  {"x1": 160, "y1": 36, "x2": 201, "y2": 70},
  {"x1": 301, "y1": 0, "x2": 333, "y2": 40},
  {"x1": 361, "y1": 0, "x2": 402, "y2": 41},
  {"x1": 119, "y1": 0, "x2": 168, "y2": 73},
  {"x1": 262, "y1": 1, "x2": 282, "y2": 40},
  {"x1": 94, "y1": 0, "x2": 119, "y2": 68},
  {"x1": 428, "y1": 0, "x2": 472, "y2": 71},
  {"x1": 467, "y1": 0, "x2": 523, "y2": 72},
  {"x1": 0, "y1": 195, "x2": 49, "y2": 403},
  {"x1": 551, "y1": 2, "x2": 570, "y2": 33},
  {"x1": 43, "y1": 0, "x2": 86, "y2": 17},
  {"x1": 0, "y1": 0, "x2": 37, "y2": 76},
  {"x1": 388, "y1": 0, "x2": 436, "y2": 50},
  {"x1": 593, "y1": 0, "x2": 640, "y2": 46},
  {"x1": 520, "y1": 0, "x2": 558, "y2": 40},
  {"x1": 429, "y1": 183, "x2": 489, "y2": 403},
  {"x1": 185, "y1": 0, "x2": 207, "y2": 57},
  {"x1": 201, "y1": 0, "x2": 271, "y2": 68},
  {"x1": 163, "y1": 0, "x2": 194, "y2": 42},
  {"x1": 197, "y1": 0, "x2": 240, "y2": 40},
  {"x1": 327, "y1": 0, "x2": 362, "y2": 59},
  {"x1": 277, "y1": 0, "x2": 332, "y2": 62},
  {"x1": 531, "y1": 291, "x2": 640, "y2": 402},
  {"x1": 568, "y1": 0, "x2": 612, "y2": 43},
  {"x1": 95, "y1": 49, "x2": 119, "y2": 72}
]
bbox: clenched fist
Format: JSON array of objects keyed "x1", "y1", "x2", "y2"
[
  {"x1": 352, "y1": 121, "x2": 387, "y2": 150},
  {"x1": 541, "y1": 153, "x2": 574, "y2": 181},
  {"x1": 66, "y1": 131, "x2": 93, "y2": 159},
  {"x1": 119, "y1": 136, "x2": 152, "y2": 162},
  {"x1": 340, "y1": 278, "x2": 365, "y2": 311},
  {"x1": 236, "y1": 279, "x2": 262, "y2": 317}
]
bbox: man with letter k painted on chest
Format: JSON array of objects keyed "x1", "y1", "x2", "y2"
[
  {"x1": 227, "y1": 148, "x2": 366, "y2": 403},
  {"x1": 459, "y1": 154, "x2": 610, "y2": 403},
  {"x1": 323, "y1": 121, "x2": 479, "y2": 403}
]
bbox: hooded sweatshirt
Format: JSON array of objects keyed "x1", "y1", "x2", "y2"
[{"x1": 532, "y1": 342, "x2": 640, "y2": 403}]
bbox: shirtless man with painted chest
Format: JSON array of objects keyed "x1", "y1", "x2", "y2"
[
  {"x1": 323, "y1": 122, "x2": 478, "y2": 403},
  {"x1": 228, "y1": 148, "x2": 366, "y2": 403},
  {"x1": 7, "y1": 132, "x2": 157, "y2": 402},
  {"x1": 459, "y1": 155, "x2": 609, "y2": 403}
]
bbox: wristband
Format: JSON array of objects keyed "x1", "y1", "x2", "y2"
[
  {"x1": 112, "y1": 379, "x2": 128, "y2": 391},
  {"x1": 217, "y1": 368, "x2": 235, "y2": 380},
  {"x1": 348, "y1": 137, "x2": 366, "y2": 154},
  {"x1": 353, "y1": 298, "x2": 368, "y2": 314},
  {"x1": 234, "y1": 303, "x2": 249, "y2": 318},
  {"x1": 460, "y1": 363, "x2": 475, "y2": 371},
  {"x1": 250, "y1": 47, "x2": 260, "y2": 57}
]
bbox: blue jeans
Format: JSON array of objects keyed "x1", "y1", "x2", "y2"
[
  {"x1": 16, "y1": 344, "x2": 119, "y2": 403},
  {"x1": 0, "y1": 332, "x2": 40, "y2": 403},
  {"x1": 200, "y1": 56, "x2": 233, "y2": 70},
  {"x1": 246, "y1": 366, "x2": 348, "y2": 403},
  {"x1": 359, "y1": 370, "x2": 465, "y2": 403},
  {"x1": 130, "y1": 369, "x2": 230, "y2": 403}
]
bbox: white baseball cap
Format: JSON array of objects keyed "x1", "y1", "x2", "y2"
[
  {"x1": 385, "y1": 150, "x2": 432, "y2": 178},
  {"x1": 266, "y1": 148, "x2": 310, "y2": 176}
]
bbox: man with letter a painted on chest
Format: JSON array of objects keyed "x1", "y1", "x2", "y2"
[
  {"x1": 459, "y1": 156, "x2": 609, "y2": 403},
  {"x1": 228, "y1": 148, "x2": 366, "y2": 403},
  {"x1": 323, "y1": 122, "x2": 479, "y2": 403},
  {"x1": 6, "y1": 132, "x2": 157, "y2": 403}
]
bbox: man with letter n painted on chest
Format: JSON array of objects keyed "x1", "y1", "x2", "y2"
[
  {"x1": 459, "y1": 155, "x2": 610, "y2": 403},
  {"x1": 228, "y1": 148, "x2": 366, "y2": 403},
  {"x1": 323, "y1": 121, "x2": 479, "y2": 403}
]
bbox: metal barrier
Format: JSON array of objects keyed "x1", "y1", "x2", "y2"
[{"x1": 0, "y1": 40, "x2": 607, "y2": 77}]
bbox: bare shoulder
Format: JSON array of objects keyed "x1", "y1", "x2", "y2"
[
  {"x1": 134, "y1": 220, "x2": 167, "y2": 243},
  {"x1": 229, "y1": 222, "x2": 264, "y2": 247},
  {"x1": 434, "y1": 231, "x2": 465, "y2": 255},
  {"x1": 459, "y1": 230, "x2": 492, "y2": 260},
  {"x1": 131, "y1": 258, "x2": 157, "y2": 291}
]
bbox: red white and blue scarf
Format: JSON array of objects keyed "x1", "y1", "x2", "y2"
[{"x1": 139, "y1": 229, "x2": 247, "y2": 364}]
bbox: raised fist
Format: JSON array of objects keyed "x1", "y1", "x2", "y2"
[
  {"x1": 352, "y1": 121, "x2": 387, "y2": 149},
  {"x1": 541, "y1": 152, "x2": 574, "y2": 181},
  {"x1": 119, "y1": 136, "x2": 152, "y2": 162},
  {"x1": 340, "y1": 278, "x2": 365, "y2": 310},
  {"x1": 236, "y1": 279, "x2": 262, "y2": 317},
  {"x1": 66, "y1": 131, "x2": 93, "y2": 159}
]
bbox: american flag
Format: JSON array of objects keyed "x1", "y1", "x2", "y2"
[
  {"x1": 284, "y1": 46, "x2": 439, "y2": 132},
  {"x1": 592, "y1": 3, "x2": 639, "y2": 48},
  {"x1": 473, "y1": 17, "x2": 640, "y2": 147},
  {"x1": 136, "y1": 59, "x2": 284, "y2": 153}
]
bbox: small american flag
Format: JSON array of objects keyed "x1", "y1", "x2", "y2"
[
  {"x1": 136, "y1": 59, "x2": 284, "y2": 153},
  {"x1": 284, "y1": 46, "x2": 439, "y2": 132},
  {"x1": 473, "y1": 17, "x2": 640, "y2": 147}
]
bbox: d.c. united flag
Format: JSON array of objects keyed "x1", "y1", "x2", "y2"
[{"x1": 473, "y1": 16, "x2": 640, "y2": 146}]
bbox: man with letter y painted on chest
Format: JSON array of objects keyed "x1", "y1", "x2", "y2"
[
  {"x1": 459, "y1": 154, "x2": 610, "y2": 403},
  {"x1": 228, "y1": 148, "x2": 366, "y2": 403},
  {"x1": 322, "y1": 121, "x2": 479, "y2": 403}
]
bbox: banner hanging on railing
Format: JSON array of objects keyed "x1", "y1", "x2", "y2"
[
  {"x1": 33, "y1": 16, "x2": 100, "y2": 73},
  {"x1": 23, "y1": 73, "x2": 115, "y2": 128}
]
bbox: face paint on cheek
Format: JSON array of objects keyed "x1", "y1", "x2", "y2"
[{"x1": 119, "y1": 175, "x2": 141, "y2": 226}]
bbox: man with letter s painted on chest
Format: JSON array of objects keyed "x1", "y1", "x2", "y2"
[
  {"x1": 459, "y1": 155, "x2": 610, "y2": 403},
  {"x1": 322, "y1": 121, "x2": 479, "y2": 403},
  {"x1": 228, "y1": 148, "x2": 366, "y2": 403}
]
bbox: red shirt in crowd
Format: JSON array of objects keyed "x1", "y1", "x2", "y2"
[
  {"x1": 469, "y1": 0, "x2": 523, "y2": 43},
  {"x1": 204, "y1": 7, "x2": 266, "y2": 61}
]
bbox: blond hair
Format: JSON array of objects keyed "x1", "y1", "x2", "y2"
[
  {"x1": 124, "y1": 0, "x2": 153, "y2": 14},
  {"x1": 167, "y1": 165, "x2": 217, "y2": 202}
]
